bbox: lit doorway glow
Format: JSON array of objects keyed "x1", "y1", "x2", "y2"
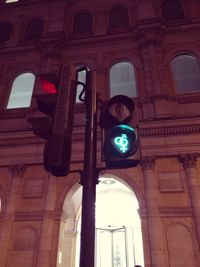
[{"x1": 75, "y1": 176, "x2": 144, "y2": 267}]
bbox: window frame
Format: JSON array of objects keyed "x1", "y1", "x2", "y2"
[
  {"x1": 109, "y1": 60, "x2": 138, "y2": 99},
  {"x1": 6, "y1": 72, "x2": 36, "y2": 110},
  {"x1": 24, "y1": 18, "x2": 45, "y2": 41},
  {"x1": 170, "y1": 53, "x2": 200, "y2": 94},
  {"x1": 161, "y1": 0, "x2": 186, "y2": 23},
  {"x1": 72, "y1": 11, "x2": 93, "y2": 36},
  {"x1": 107, "y1": 6, "x2": 130, "y2": 32},
  {"x1": 0, "y1": 21, "x2": 13, "y2": 43}
]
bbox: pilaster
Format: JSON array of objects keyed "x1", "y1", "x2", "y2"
[
  {"x1": 179, "y1": 153, "x2": 200, "y2": 247},
  {"x1": 142, "y1": 157, "x2": 167, "y2": 267}
]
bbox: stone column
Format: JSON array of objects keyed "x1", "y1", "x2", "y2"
[
  {"x1": 142, "y1": 157, "x2": 167, "y2": 267},
  {"x1": 0, "y1": 164, "x2": 26, "y2": 267},
  {"x1": 179, "y1": 153, "x2": 200, "y2": 247},
  {"x1": 36, "y1": 174, "x2": 57, "y2": 267}
]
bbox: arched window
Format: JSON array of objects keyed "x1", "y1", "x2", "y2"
[
  {"x1": 108, "y1": 7, "x2": 129, "y2": 30},
  {"x1": 110, "y1": 62, "x2": 137, "y2": 98},
  {"x1": 73, "y1": 12, "x2": 93, "y2": 34},
  {"x1": 0, "y1": 22, "x2": 13, "y2": 42},
  {"x1": 7, "y1": 73, "x2": 35, "y2": 109},
  {"x1": 24, "y1": 18, "x2": 44, "y2": 40},
  {"x1": 171, "y1": 54, "x2": 200, "y2": 93},
  {"x1": 161, "y1": 0, "x2": 185, "y2": 21}
]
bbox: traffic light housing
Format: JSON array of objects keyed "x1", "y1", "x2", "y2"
[
  {"x1": 28, "y1": 73, "x2": 58, "y2": 140},
  {"x1": 100, "y1": 95, "x2": 139, "y2": 169},
  {"x1": 28, "y1": 66, "x2": 77, "y2": 176}
]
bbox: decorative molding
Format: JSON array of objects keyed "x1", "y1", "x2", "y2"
[
  {"x1": 9, "y1": 164, "x2": 26, "y2": 177},
  {"x1": 141, "y1": 156, "x2": 155, "y2": 171},
  {"x1": 159, "y1": 207, "x2": 193, "y2": 218},
  {"x1": 0, "y1": 137, "x2": 44, "y2": 147},
  {"x1": 140, "y1": 125, "x2": 200, "y2": 137},
  {"x1": 179, "y1": 153, "x2": 199, "y2": 169},
  {"x1": 15, "y1": 211, "x2": 43, "y2": 221},
  {"x1": 0, "y1": 132, "x2": 102, "y2": 147},
  {"x1": 14, "y1": 210, "x2": 65, "y2": 221},
  {"x1": 139, "y1": 207, "x2": 193, "y2": 218}
]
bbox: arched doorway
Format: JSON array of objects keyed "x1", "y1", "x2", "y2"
[
  {"x1": 57, "y1": 174, "x2": 144, "y2": 267},
  {"x1": 95, "y1": 175, "x2": 144, "y2": 267}
]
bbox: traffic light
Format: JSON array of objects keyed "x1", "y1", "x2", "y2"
[
  {"x1": 100, "y1": 95, "x2": 139, "y2": 169},
  {"x1": 28, "y1": 65, "x2": 77, "y2": 176},
  {"x1": 28, "y1": 73, "x2": 58, "y2": 140}
]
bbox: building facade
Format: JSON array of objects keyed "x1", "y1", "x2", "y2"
[{"x1": 0, "y1": 0, "x2": 200, "y2": 266}]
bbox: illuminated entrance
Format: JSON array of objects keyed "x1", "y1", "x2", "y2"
[
  {"x1": 95, "y1": 176, "x2": 144, "y2": 267},
  {"x1": 58, "y1": 175, "x2": 144, "y2": 267},
  {"x1": 96, "y1": 226, "x2": 128, "y2": 267}
]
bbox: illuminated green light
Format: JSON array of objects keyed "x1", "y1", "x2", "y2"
[
  {"x1": 108, "y1": 124, "x2": 137, "y2": 158},
  {"x1": 119, "y1": 124, "x2": 134, "y2": 132},
  {"x1": 114, "y1": 134, "x2": 129, "y2": 153}
]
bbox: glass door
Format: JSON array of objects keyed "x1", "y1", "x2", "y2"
[{"x1": 96, "y1": 226, "x2": 127, "y2": 267}]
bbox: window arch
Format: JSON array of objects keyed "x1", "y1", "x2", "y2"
[
  {"x1": 161, "y1": 0, "x2": 186, "y2": 21},
  {"x1": 110, "y1": 62, "x2": 137, "y2": 98},
  {"x1": 24, "y1": 18, "x2": 44, "y2": 40},
  {"x1": 0, "y1": 22, "x2": 13, "y2": 42},
  {"x1": 108, "y1": 7, "x2": 129, "y2": 30},
  {"x1": 171, "y1": 54, "x2": 200, "y2": 93},
  {"x1": 73, "y1": 12, "x2": 93, "y2": 34},
  {"x1": 7, "y1": 73, "x2": 35, "y2": 109}
]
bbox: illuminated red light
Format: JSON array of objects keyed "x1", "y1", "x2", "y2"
[{"x1": 40, "y1": 77, "x2": 57, "y2": 94}]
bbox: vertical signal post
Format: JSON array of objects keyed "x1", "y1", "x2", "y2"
[{"x1": 79, "y1": 70, "x2": 98, "y2": 267}]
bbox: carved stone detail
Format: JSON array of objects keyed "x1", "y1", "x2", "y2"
[
  {"x1": 179, "y1": 153, "x2": 199, "y2": 169},
  {"x1": 140, "y1": 125, "x2": 200, "y2": 137},
  {"x1": 141, "y1": 156, "x2": 155, "y2": 171},
  {"x1": 9, "y1": 164, "x2": 26, "y2": 177}
]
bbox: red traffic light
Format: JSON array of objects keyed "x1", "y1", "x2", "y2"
[{"x1": 39, "y1": 76, "x2": 57, "y2": 94}]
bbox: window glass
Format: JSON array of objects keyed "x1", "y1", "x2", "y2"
[
  {"x1": 6, "y1": 0, "x2": 18, "y2": 3},
  {"x1": 76, "y1": 68, "x2": 87, "y2": 103},
  {"x1": 24, "y1": 19, "x2": 44, "y2": 40},
  {"x1": 110, "y1": 62, "x2": 137, "y2": 98},
  {"x1": 171, "y1": 55, "x2": 200, "y2": 93},
  {"x1": 0, "y1": 23, "x2": 12, "y2": 42},
  {"x1": 73, "y1": 12, "x2": 93, "y2": 34},
  {"x1": 7, "y1": 73, "x2": 35, "y2": 109},
  {"x1": 161, "y1": 0, "x2": 185, "y2": 21},
  {"x1": 108, "y1": 7, "x2": 129, "y2": 29}
]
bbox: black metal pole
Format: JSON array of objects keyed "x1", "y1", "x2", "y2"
[{"x1": 79, "y1": 70, "x2": 97, "y2": 267}]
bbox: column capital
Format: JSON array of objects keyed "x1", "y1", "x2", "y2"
[
  {"x1": 179, "y1": 153, "x2": 199, "y2": 169},
  {"x1": 141, "y1": 156, "x2": 155, "y2": 171},
  {"x1": 9, "y1": 164, "x2": 26, "y2": 177}
]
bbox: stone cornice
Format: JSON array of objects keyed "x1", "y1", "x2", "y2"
[
  {"x1": 139, "y1": 207, "x2": 193, "y2": 218},
  {"x1": 0, "y1": 124, "x2": 199, "y2": 146},
  {"x1": 140, "y1": 124, "x2": 200, "y2": 137},
  {"x1": 0, "y1": 131, "x2": 102, "y2": 147},
  {"x1": 0, "y1": 124, "x2": 200, "y2": 146},
  {"x1": 14, "y1": 210, "x2": 66, "y2": 222},
  {"x1": 159, "y1": 207, "x2": 193, "y2": 218}
]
